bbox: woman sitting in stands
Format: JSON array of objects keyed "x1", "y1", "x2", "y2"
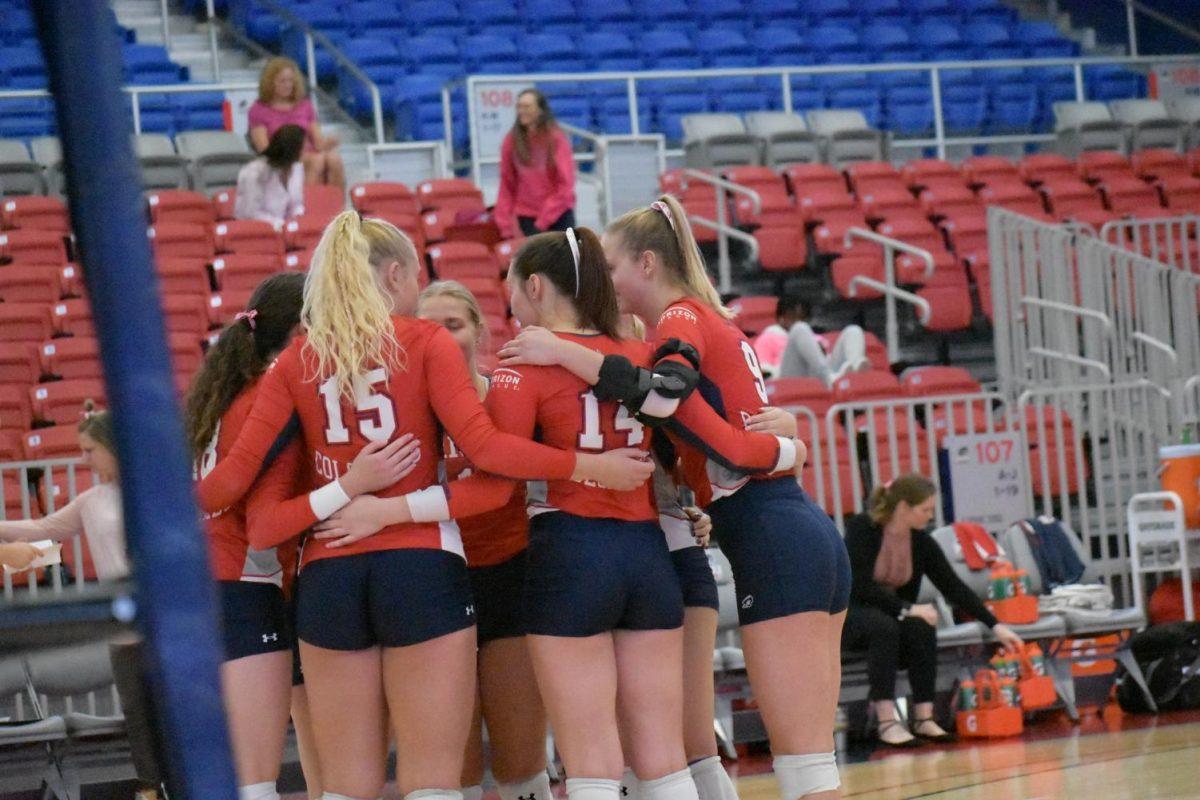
[
  {"x1": 842, "y1": 474, "x2": 1023, "y2": 748},
  {"x1": 235, "y1": 124, "x2": 306, "y2": 226},
  {"x1": 493, "y1": 89, "x2": 576, "y2": 240},
  {"x1": 248, "y1": 56, "x2": 344, "y2": 190}
]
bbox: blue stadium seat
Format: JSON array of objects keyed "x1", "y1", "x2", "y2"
[
  {"x1": 235, "y1": 2, "x2": 285, "y2": 48},
  {"x1": 524, "y1": 0, "x2": 583, "y2": 35},
  {"x1": 873, "y1": 51, "x2": 927, "y2": 88},
  {"x1": 816, "y1": 72, "x2": 870, "y2": 91},
  {"x1": 405, "y1": 1, "x2": 463, "y2": 37},
  {"x1": 637, "y1": 0, "x2": 693, "y2": 24},
  {"x1": 827, "y1": 87, "x2": 882, "y2": 128},
  {"x1": 711, "y1": 89, "x2": 772, "y2": 115},
  {"x1": 941, "y1": 92, "x2": 987, "y2": 136},
  {"x1": 808, "y1": 24, "x2": 868, "y2": 63},
  {"x1": 551, "y1": 97, "x2": 593, "y2": 130},
  {"x1": 521, "y1": 33, "x2": 588, "y2": 73},
  {"x1": 856, "y1": 0, "x2": 906, "y2": 20},
  {"x1": 123, "y1": 44, "x2": 186, "y2": 84},
  {"x1": 463, "y1": 35, "x2": 525, "y2": 74},
  {"x1": 0, "y1": 116, "x2": 53, "y2": 140},
  {"x1": 394, "y1": 74, "x2": 461, "y2": 143},
  {"x1": 696, "y1": 29, "x2": 754, "y2": 68},
  {"x1": 0, "y1": 7, "x2": 35, "y2": 44},
  {"x1": 656, "y1": 89, "x2": 711, "y2": 143},
  {"x1": 580, "y1": 32, "x2": 643, "y2": 72},
  {"x1": 339, "y1": 63, "x2": 402, "y2": 120},
  {"x1": 906, "y1": 0, "x2": 956, "y2": 20},
  {"x1": 1086, "y1": 65, "x2": 1146, "y2": 102},
  {"x1": 596, "y1": 96, "x2": 653, "y2": 134},
  {"x1": 692, "y1": 0, "x2": 749, "y2": 29},
  {"x1": 751, "y1": 27, "x2": 810, "y2": 66},
  {"x1": 1035, "y1": 82, "x2": 1077, "y2": 131},
  {"x1": 173, "y1": 91, "x2": 225, "y2": 120},
  {"x1": 789, "y1": 78, "x2": 827, "y2": 113},
  {"x1": 289, "y1": 2, "x2": 351, "y2": 37},
  {"x1": 805, "y1": 0, "x2": 857, "y2": 24},
  {"x1": 863, "y1": 22, "x2": 913, "y2": 54},
  {"x1": 578, "y1": 0, "x2": 639, "y2": 34},
  {"x1": 640, "y1": 30, "x2": 702, "y2": 70},
  {"x1": 281, "y1": 28, "x2": 338, "y2": 81},
  {"x1": 350, "y1": 1, "x2": 407, "y2": 38},
  {"x1": 0, "y1": 46, "x2": 46, "y2": 89},
  {"x1": 886, "y1": 101, "x2": 934, "y2": 137},
  {"x1": 751, "y1": 0, "x2": 806, "y2": 27},
  {"x1": 955, "y1": 0, "x2": 1016, "y2": 25},
  {"x1": 912, "y1": 20, "x2": 973, "y2": 61},
  {"x1": 465, "y1": 0, "x2": 523, "y2": 37},
  {"x1": 405, "y1": 35, "x2": 460, "y2": 72},
  {"x1": 989, "y1": 83, "x2": 1038, "y2": 134},
  {"x1": 343, "y1": 38, "x2": 404, "y2": 68},
  {"x1": 138, "y1": 110, "x2": 177, "y2": 135}
]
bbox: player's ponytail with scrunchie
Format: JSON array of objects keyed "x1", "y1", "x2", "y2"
[
  {"x1": 185, "y1": 272, "x2": 305, "y2": 457},
  {"x1": 303, "y1": 210, "x2": 417, "y2": 401},
  {"x1": 868, "y1": 473, "x2": 937, "y2": 525},
  {"x1": 607, "y1": 193, "x2": 734, "y2": 320}
]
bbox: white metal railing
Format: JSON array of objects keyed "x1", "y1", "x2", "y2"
[
  {"x1": 843, "y1": 227, "x2": 935, "y2": 364},
  {"x1": 680, "y1": 169, "x2": 761, "y2": 292},
  {"x1": 1, "y1": 458, "x2": 95, "y2": 599},
  {"x1": 1100, "y1": 214, "x2": 1200, "y2": 274},
  {"x1": 461, "y1": 52, "x2": 1200, "y2": 179}
]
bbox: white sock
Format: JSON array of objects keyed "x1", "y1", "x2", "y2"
[
  {"x1": 498, "y1": 772, "x2": 553, "y2": 800},
  {"x1": 689, "y1": 757, "x2": 739, "y2": 800},
  {"x1": 639, "y1": 769, "x2": 699, "y2": 800},
  {"x1": 565, "y1": 777, "x2": 621, "y2": 800},
  {"x1": 620, "y1": 768, "x2": 640, "y2": 800},
  {"x1": 463, "y1": 786, "x2": 484, "y2": 800},
  {"x1": 239, "y1": 783, "x2": 279, "y2": 800},
  {"x1": 773, "y1": 752, "x2": 840, "y2": 800}
]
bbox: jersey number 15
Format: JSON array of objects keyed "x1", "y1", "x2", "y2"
[{"x1": 318, "y1": 369, "x2": 397, "y2": 444}]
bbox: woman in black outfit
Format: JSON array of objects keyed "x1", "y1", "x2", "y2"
[{"x1": 842, "y1": 474, "x2": 1023, "y2": 747}]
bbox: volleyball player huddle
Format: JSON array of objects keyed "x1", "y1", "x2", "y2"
[{"x1": 188, "y1": 195, "x2": 852, "y2": 800}]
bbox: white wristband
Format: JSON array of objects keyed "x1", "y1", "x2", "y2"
[
  {"x1": 308, "y1": 479, "x2": 351, "y2": 521},
  {"x1": 772, "y1": 436, "x2": 797, "y2": 473},
  {"x1": 406, "y1": 486, "x2": 451, "y2": 523}
]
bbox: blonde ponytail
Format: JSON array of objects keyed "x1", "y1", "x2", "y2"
[
  {"x1": 607, "y1": 194, "x2": 733, "y2": 320},
  {"x1": 302, "y1": 211, "x2": 416, "y2": 399}
]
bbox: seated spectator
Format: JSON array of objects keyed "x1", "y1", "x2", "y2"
[
  {"x1": 842, "y1": 474, "x2": 1023, "y2": 748},
  {"x1": 235, "y1": 124, "x2": 306, "y2": 226},
  {"x1": 248, "y1": 56, "x2": 344, "y2": 190},
  {"x1": 493, "y1": 88, "x2": 576, "y2": 239},
  {"x1": 752, "y1": 293, "x2": 869, "y2": 384}
]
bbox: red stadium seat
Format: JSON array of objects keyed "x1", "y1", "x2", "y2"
[
  {"x1": 58, "y1": 263, "x2": 83, "y2": 297},
  {"x1": 39, "y1": 337, "x2": 101, "y2": 381},
  {"x1": 901, "y1": 366, "x2": 980, "y2": 397},
  {"x1": 213, "y1": 220, "x2": 285, "y2": 257},
  {"x1": 3, "y1": 473, "x2": 30, "y2": 519},
  {"x1": 453, "y1": 277, "x2": 507, "y2": 318},
  {"x1": 415, "y1": 179, "x2": 485, "y2": 215},
  {"x1": 492, "y1": 238, "x2": 524, "y2": 270},
  {"x1": 832, "y1": 254, "x2": 885, "y2": 299},
  {"x1": 783, "y1": 163, "x2": 844, "y2": 194},
  {"x1": 978, "y1": 180, "x2": 1047, "y2": 217},
  {"x1": 727, "y1": 295, "x2": 777, "y2": 337},
  {"x1": 919, "y1": 183, "x2": 979, "y2": 219},
  {"x1": 161, "y1": 294, "x2": 211, "y2": 339},
  {"x1": 1038, "y1": 178, "x2": 1111, "y2": 226},
  {"x1": 754, "y1": 225, "x2": 807, "y2": 277},
  {"x1": 900, "y1": 158, "x2": 961, "y2": 191},
  {"x1": 812, "y1": 210, "x2": 872, "y2": 255},
  {"x1": 0, "y1": 229, "x2": 68, "y2": 265},
  {"x1": 917, "y1": 282, "x2": 973, "y2": 332},
  {"x1": 284, "y1": 247, "x2": 317, "y2": 273},
  {"x1": 831, "y1": 370, "x2": 902, "y2": 403},
  {"x1": 961, "y1": 155, "x2": 1020, "y2": 187},
  {"x1": 351, "y1": 181, "x2": 420, "y2": 217},
  {"x1": 928, "y1": 403, "x2": 1005, "y2": 445},
  {"x1": 155, "y1": 257, "x2": 212, "y2": 298},
  {"x1": 0, "y1": 265, "x2": 64, "y2": 304},
  {"x1": 844, "y1": 161, "x2": 903, "y2": 193},
  {"x1": 724, "y1": 166, "x2": 795, "y2": 227},
  {"x1": 0, "y1": 385, "x2": 32, "y2": 433},
  {"x1": 212, "y1": 188, "x2": 237, "y2": 220},
  {"x1": 421, "y1": 209, "x2": 453, "y2": 244},
  {"x1": 207, "y1": 290, "x2": 253, "y2": 328},
  {"x1": 0, "y1": 343, "x2": 40, "y2": 390},
  {"x1": 2, "y1": 196, "x2": 69, "y2": 233},
  {"x1": 795, "y1": 186, "x2": 857, "y2": 225},
  {"x1": 1, "y1": 303, "x2": 54, "y2": 342},
  {"x1": 51, "y1": 298, "x2": 94, "y2": 337},
  {"x1": 765, "y1": 376, "x2": 831, "y2": 412},
  {"x1": 1132, "y1": 148, "x2": 1188, "y2": 181},
  {"x1": 210, "y1": 252, "x2": 285, "y2": 293},
  {"x1": 148, "y1": 222, "x2": 214, "y2": 260},
  {"x1": 1098, "y1": 176, "x2": 1163, "y2": 215},
  {"x1": 857, "y1": 185, "x2": 920, "y2": 222},
  {"x1": 1019, "y1": 153, "x2": 1076, "y2": 186},
  {"x1": 147, "y1": 190, "x2": 216, "y2": 226},
  {"x1": 1158, "y1": 176, "x2": 1200, "y2": 214},
  {"x1": 283, "y1": 216, "x2": 326, "y2": 252},
  {"x1": 1076, "y1": 150, "x2": 1134, "y2": 183},
  {"x1": 428, "y1": 241, "x2": 499, "y2": 281},
  {"x1": 23, "y1": 425, "x2": 82, "y2": 460},
  {"x1": 30, "y1": 379, "x2": 105, "y2": 426},
  {"x1": 303, "y1": 184, "x2": 345, "y2": 225},
  {"x1": 168, "y1": 333, "x2": 204, "y2": 378}
]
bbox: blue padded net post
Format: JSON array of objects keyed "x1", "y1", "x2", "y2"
[{"x1": 31, "y1": 2, "x2": 237, "y2": 798}]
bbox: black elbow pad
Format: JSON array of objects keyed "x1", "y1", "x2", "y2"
[
  {"x1": 594, "y1": 354, "x2": 653, "y2": 403},
  {"x1": 649, "y1": 359, "x2": 699, "y2": 400}
]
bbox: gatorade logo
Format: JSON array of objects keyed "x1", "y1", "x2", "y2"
[{"x1": 741, "y1": 595, "x2": 755, "y2": 610}]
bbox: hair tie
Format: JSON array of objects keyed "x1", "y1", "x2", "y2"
[
  {"x1": 650, "y1": 200, "x2": 677, "y2": 231},
  {"x1": 565, "y1": 227, "x2": 581, "y2": 298},
  {"x1": 234, "y1": 309, "x2": 258, "y2": 331}
]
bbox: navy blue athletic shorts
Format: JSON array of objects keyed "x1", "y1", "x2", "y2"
[
  {"x1": 468, "y1": 550, "x2": 528, "y2": 645},
  {"x1": 219, "y1": 581, "x2": 292, "y2": 662},
  {"x1": 523, "y1": 512, "x2": 684, "y2": 637},
  {"x1": 286, "y1": 597, "x2": 303, "y2": 686},
  {"x1": 294, "y1": 548, "x2": 475, "y2": 650},
  {"x1": 708, "y1": 477, "x2": 851, "y2": 625},
  {"x1": 671, "y1": 546, "x2": 719, "y2": 611}
]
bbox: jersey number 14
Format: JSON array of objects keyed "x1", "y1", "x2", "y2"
[{"x1": 578, "y1": 390, "x2": 644, "y2": 450}]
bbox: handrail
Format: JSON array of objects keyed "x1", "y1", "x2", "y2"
[
  {"x1": 681, "y1": 168, "x2": 763, "y2": 293},
  {"x1": 205, "y1": 0, "x2": 221, "y2": 82},
  {"x1": 251, "y1": 0, "x2": 385, "y2": 144},
  {"x1": 1019, "y1": 297, "x2": 1116, "y2": 334},
  {"x1": 847, "y1": 276, "x2": 931, "y2": 324},
  {"x1": 1027, "y1": 347, "x2": 1114, "y2": 379},
  {"x1": 1127, "y1": 0, "x2": 1200, "y2": 47},
  {"x1": 844, "y1": 227, "x2": 935, "y2": 363},
  {"x1": 1130, "y1": 331, "x2": 1179, "y2": 366}
]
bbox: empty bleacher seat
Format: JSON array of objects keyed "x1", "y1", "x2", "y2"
[
  {"x1": 1166, "y1": 95, "x2": 1200, "y2": 149},
  {"x1": 1053, "y1": 102, "x2": 1128, "y2": 156},
  {"x1": 0, "y1": 138, "x2": 45, "y2": 195},
  {"x1": 210, "y1": 252, "x2": 285, "y2": 293},
  {"x1": 135, "y1": 133, "x2": 189, "y2": 191},
  {"x1": 148, "y1": 222, "x2": 213, "y2": 260},
  {"x1": 1109, "y1": 99, "x2": 1188, "y2": 152},
  {"x1": 1, "y1": 196, "x2": 68, "y2": 232},
  {"x1": 175, "y1": 131, "x2": 255, "y2": 194},
  {"x1": 806, "y1": 110, "x2": 886, "y2": 167},
  {"x1": 744, "y1": 112, "x2": 819, "y2": 168},
  {"x1": 147, "y1": 189, "x2": 216, "y2": 226},
  {"x1": 213, "y1": 220, "x2": 284, "y2": 256},
  {"x1": 0, "y1": 229, "x2": 68, "y2": 265},
  {"x1": 0, "y1": 265, "x2": 63, "y2": 304}
]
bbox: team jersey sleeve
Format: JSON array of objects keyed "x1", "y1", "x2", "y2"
[
  {"x1": 243, "y1": 439, "x2": 315, "y2": 551},
  {"x1": 196, "y1": 353, "x2": 298, "y2": 513},
  {"x1": 668, "y1": 392, "x2": 796, "y2": 474},
  {"x1": 406, "y1": 367, "x2": 536, "y2": 523},
  {"x1": 654, "y1": 303, "x2": 708, "y2": 367},
  {"x1": 425, "y1": 328, "x2": 576, "y2": 480}
]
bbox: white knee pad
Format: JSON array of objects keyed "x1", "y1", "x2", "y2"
[
  {"x1": 462, "y1": 785, "x2": 484, "y2": 800},
  {"x1": 498, "y1": 771, "x2": 553, "y2": 800},
  {"x1": 639, "y1": 768, "x2": 699, "y2": 800},
  {"x1": 621, "y1": 768, "x2": 640, "y2": 800},
  {"x1": 565, "y1": 777, "x2": 621, "y2": 800},
  {"x1": 773, "y1": 753, "x2": 840, "y2": 800},
  {"x1": 688, "y1": 756, "x2": 739, "y2": 800},
  {"x1": 238, "y1": 782, "x2": 279, "y2": 800}
]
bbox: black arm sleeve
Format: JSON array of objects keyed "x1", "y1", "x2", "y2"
[
  {"x1": 845, "y1": 515, "x2": 907, "y2": 617},
  {"x1": 918, "y1": 532, "x2": 1000, "y2": 627}
]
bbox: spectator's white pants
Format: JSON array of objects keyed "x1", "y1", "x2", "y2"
[{"x1": 777, "y1": 323, "x2": 867, "y2": 385}]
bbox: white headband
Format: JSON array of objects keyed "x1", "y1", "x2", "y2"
[
  {"x1": 651, "y1": 200, "x2": 677, "y2": 231},
  {"x1": 566, "y1": 227, "x2": 581, "y2": 297}
]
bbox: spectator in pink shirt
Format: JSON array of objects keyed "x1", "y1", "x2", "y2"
[
  {"x1": 493, "y1": 89, "x2": 576, "y2": 240},
  {"x1": 248, "y1": 57, "x2": 345, "y2": 191}
]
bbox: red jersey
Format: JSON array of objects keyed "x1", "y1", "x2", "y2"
[
  {"x1": 196, "y1": 383, "x2": 296, "y2": 586},
  {"x1": 196, "y1": 317, "x2": 578, "y2": 568},
  {"x1": 655, "y1": 297, "x2": 790, "y2": 503},
  {"x1": 442, "y1": 432, "x2": 528, "y2": 567}
]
